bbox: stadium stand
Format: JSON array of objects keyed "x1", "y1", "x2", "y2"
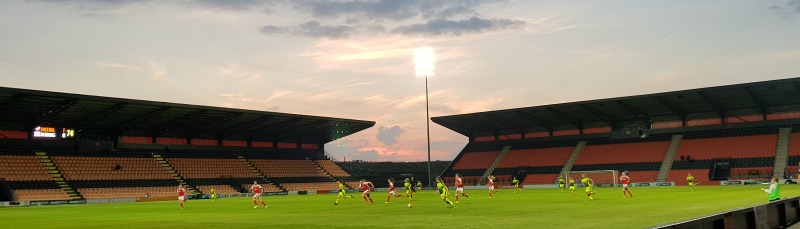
[
  {"x1": 667, "y1": 169, "x2": 711, "y2": 185},
  {"x1": 53, "y1": 155, "x2": 173, "y2": 180},
  {"x1": 314, "y1": 160, "x2": 351, "y2": 177},
  {"x1": 280, "y1": 182, "x2": 339, "y2": 191},
  {"x1": 497, "y1": 147, "x2": 573, "y2": 168},
  {"x1": 0, "y1": 154, "x2": 53, "y2": 181},
  {"x1": 452, "y1": 151, "x2": 500, "y2": 170},
  {"x1": 0, "y1": 153, "x2": 72, "y2": 201},
  {"x1": 676, "y1": 135, "x2": 778, "y2": 160},
  {"x1": 167, "y1": 157, "x2": 257, "y2": 179},
  {"x1": 249, "y1": 159, "x2": 327, "y2": 178},
  {"x1": 575, "y1": 141, "x2": 669, "y2": 165}
]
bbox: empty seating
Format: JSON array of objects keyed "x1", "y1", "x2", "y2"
[
  {"x1": 250, "y1": 159, "x2": 327, "y2": 178},
  {"x1": 497, "y1": 147, "x2": 573, "y2": 168},
  {"x1": 523, "y1": 174, "x2": 558, "y2": 185},
  {"x1": 443, "y1": 176, "x2": 482, "y2": 186},
  {"x1": 314, "y1": 160, "x2": 350, "y2": 177},
  {"x1": 667, "y1": 169, "x2": 711, "y2": 185},
  {"x1": 53, "y1": 156, "x2": 172, "y2": 181},
  {"x1": 676, "y1": 135, "x2": 778, "y2": 160},
  {"x1": 78, "y1": 186, "x2": 174, "y2": 199},
  {"x1": 345, "y1": 181, "x2": 361, "y2": 190},
  {"x1": 625, "y1": 170, "x2": 659, "y2": 183},
  {"x1": 575, "y1": 141, "x2": 670, "y2": 165},
  {"x1": 452, "y1": 151, "x2": 500, "y2": 170},
  {"x1": 280, "y1": 182, "x2": 339, "y2": 191},
  {"x1": 0, "y1": 155, "x2": 52, "y2": 181},
  {"x1": 14, "y1": 189, "x2": 71, "y2": 201},
  {"x1": 239, "y1": 182, "x2": 283, "y2": 193},
  {"x1": 790, "y1": 133, "x2": 800, "y2": 156},
  {"x1": 730, "y1": 167, "x2": 773, "y2": 179},
  {"x1": 168, "y1": 158, "x2": 257, "y2": 179},
  {"x1": 195, "y1": 185, "x2": 239, "y2": 195}
]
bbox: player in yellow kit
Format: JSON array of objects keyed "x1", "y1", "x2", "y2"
[
  {"x1": 435, "y1": 176, "x2": 456, "y2": 208},
  {"x1": 581, "y1": 174, "x2": 596, "y2": 200},
  {"x1": 404, "y1": 178, "x2": 414, "y2": 207},
  {"x1": 558, "y1": 176, "x2": 566, "y2": 192},
  {"x1": 687, "y1": 173, "x2": 695, "y2": 191},
  {"x1": 568, "y1": 176, "x2": 577, "y2": 196},
  {"x1": 334, "y1": 180, "x2": 354, "y2": 205},
  {"x1": 210, "y1": 188, "x2": 217, "y2": 203}
]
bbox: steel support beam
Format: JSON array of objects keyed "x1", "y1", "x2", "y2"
[
  {"x1": 75, "y1": 102, "x2": 128, "y2": 132},
  {"x1": 110, "y1": 106, "x2": 171, "y2": 135},
  {"x1": 33, "y1": 98, "x2": 79, "y2": 127}
]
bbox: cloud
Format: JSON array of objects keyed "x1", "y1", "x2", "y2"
[
  {"x1": 258, "y1": 0, "x2": 526, "y2": 38},
  {"x1": 266, "y1": 90, "x2": 294, "y2": 101},
  {"x1": 292, "y1": 0, "x2": 504, "y2": 21},
  {"x1": 392, "y1": 16, "x2": 526, "y2": 36},
  {"x1": 771, "y1": 0, "x2": 800, "y2": 16},
  {"x1": 95, "y1": 61, "x2": 143, "y2": 71},
  {"x1": 34, "y1": 0, "x2": 270, "y2": 11},
  {"x1": 190, "y1": 0, "x2": 267, "y2": 11},
  {"x1": 353, "y1": 149, "x2": 381, "y2": 161},
  {"x1": 376, "y1": 125, "x2": 404, "y2": 146},
  {"x1": 149, "y1": 62, "x2": 167, "y2": 80},
  {"x1": 259, "y1": 21, "x2": 357, "y2": 39},
  {"x1": 36, "y1": 0, "x2": 151, "y2": 9}
]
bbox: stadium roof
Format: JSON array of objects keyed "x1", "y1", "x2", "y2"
[
  {"x1": 0, "y1": 86, "x2": 374, "y2": 144},
  {"x1": 432, "y1": 77, "x2": 800, "y2": 137}
]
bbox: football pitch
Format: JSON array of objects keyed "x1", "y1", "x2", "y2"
[{"x1": 3, "y1": 185, "x2": 798, "y2": 228}]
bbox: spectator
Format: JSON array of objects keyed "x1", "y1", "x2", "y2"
[
  {"x1": 114, "y1": 164, "x2": 122, "y2": 171},
  {"x1": 680, "y1": 155, "x2": 685, "y2": 161}
]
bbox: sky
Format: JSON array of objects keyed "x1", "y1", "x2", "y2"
[{"x1": 1, "y1": 0, "x2": 799, "y2": 162}]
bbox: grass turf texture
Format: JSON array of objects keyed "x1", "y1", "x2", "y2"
[{"x1": 3, "y1": 185, "x2": 798, "y2": 228}]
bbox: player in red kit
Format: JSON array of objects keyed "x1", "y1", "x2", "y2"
[
  {"x1": 359, "y1": 179, "x2": 375, "y2": 205},
  {"x1": 177, "y1": 184, "x2": 188, "y2": 209},
  {"x1": 454, "y1": 174, "x2": 469, "y2": 203},
  {"x1": 250, "y1": 181, "x2": 268, "y2": 209},
  {"x1": 488, "y1": 175, "x2": 497, "y2": 198},
  {"x1": 385, "y1": 178, "x2": 402, "y2": 203},
  {"x1": 620, "y1": 171, "x2": 633, "y2": 198}
]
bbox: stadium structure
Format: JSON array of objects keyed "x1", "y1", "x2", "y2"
[
  {"x1": 431, "y1": 77, "x2": 800, "y2": 227},
  {"x1": 4, "y1": 77, "x2": 800, "y2": 228},
  {"x1": 0, "y1": 86, "x2": 374, "y2": 202}
]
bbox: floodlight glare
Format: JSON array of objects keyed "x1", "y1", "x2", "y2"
[{"x1": 414, "y1": 48, "x2": 435, "y2": 78}]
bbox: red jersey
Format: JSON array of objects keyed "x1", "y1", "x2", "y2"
[
  {"x1": 177, "y1": 188, "x2": 185, "y2": 196},
  {"x1": 360, "y1": 183, "x2": 371, "y2": 191},
  {"x1": 620, "y1": 176, "x2": 630, "y2": 185},
  {"x1": 252, "y1": 185, "x2": 262, "y2": 193},
  {"x1": 455, "y1": 177, "x2": 463, "y2": 188},
  {"x1": 389, "y1": 183, "x2": 396, "y2": 191},
  {"x1": 488, "y1": 179, "x2": 494, "y2": 186}
]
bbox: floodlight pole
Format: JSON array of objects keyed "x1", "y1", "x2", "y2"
[{"x1": 425, "y1": 76, "x2": 431, "y2": 189}]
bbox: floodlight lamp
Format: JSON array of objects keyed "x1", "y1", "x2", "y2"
[{"x1": 414, "y1": 47, "x2": 435, "y2": 78}]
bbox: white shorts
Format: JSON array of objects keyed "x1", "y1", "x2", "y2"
[
  {"x1": 362, "y1": 190, "x2": 371, "y2": 195},
  {"x1": 489, "y1": 186, "x2": 495, "y2": 191},
  {"x1": 622, "y1": 184, "x2": 629, "y2": 189},
  {"x1": 253, "y1": 193, "x2": 262, "y2": 199},
  {"x1": 456, "y1": 187, "x2": 464, "y2": 193},
  {"x1": 178, "y1": 196, "x2": 185, "y2": 201},
  {"x1": 389, "y1": 190, "x2": 396, "y2": 195}
]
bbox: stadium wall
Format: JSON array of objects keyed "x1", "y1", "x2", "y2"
[{"x1": 656, "y1": 196, "x2": 800, "y2": 229}]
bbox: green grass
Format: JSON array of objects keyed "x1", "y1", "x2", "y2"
[{"x1": 3, "y1": 185, "x2": 798, "y2": 228}]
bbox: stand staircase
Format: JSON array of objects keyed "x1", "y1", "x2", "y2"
[
  {"x1": 559, "y1": 141, "x2": 587, "y2": 176},
  {"x1": 479, "y1": 146, "x2": 511, "y2": 185},
  {"x1": 773, "y1": 128, "x2": 793, "y2": 178},
  {"x1": 152, "y1": 153, "x2": 198, "y2": 194},
  {"x1": 36, "y1": 152, "x2": 82, "y2": 200},
  {"x1": 237, "y1": 155, "x2": 285, "y2": 192},
  {"x1": 656, "y1": 135, "x2": 683, "y2": 182}
]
